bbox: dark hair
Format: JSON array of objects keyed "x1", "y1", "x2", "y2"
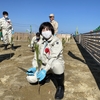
[
  {"x1": 36, "y1": 32, "x2": 40, "y2": 37},
  {"x1": 39, "y1": 22, "x2": 54, "y2": 35},
  {"x1": 3, "y1": 11, "x2": 8, "y2": 15}
]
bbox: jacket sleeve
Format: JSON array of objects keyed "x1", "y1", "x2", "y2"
[
  {"x1": 44, "y1": 39, "x2": 63, "y2": 72},
  {"x1": 7, "y1": 19, "x2": 13, "y2": 29}
]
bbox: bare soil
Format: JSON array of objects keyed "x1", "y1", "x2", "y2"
[{"x1": 0, "y1": 38, "x2": 100, "y2": 100}]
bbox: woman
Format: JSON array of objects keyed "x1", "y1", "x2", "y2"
[{"x1": 26, "y1": 22, "x2": 65, "y2": 99}]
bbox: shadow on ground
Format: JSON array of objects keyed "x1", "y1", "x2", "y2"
[
  {"x1": 14, "y1": 45, "x2": 21, "y2": 50},
  {"x1": 7, "y1": 45, "x2": 21, "y2": 50},
  {"x1": 0, "y1": 43, "x2": 21, "y2": 50},
  {"x1": 74, "y1": 38, "x2": 100, "y2": 90},
  {"x1": 0, "y1": 53, "x2": 14, "y2": 62},
  {"x1": 0, "y1": 44, "x2": 4, "y2": 48},
  {"x1": 68, "y1": 51, "x2": 86, "y2": 64}
]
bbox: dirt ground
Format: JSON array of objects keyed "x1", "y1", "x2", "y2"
[{"x1": 0, "y1": 38, "x2": 100, "y2": 100}]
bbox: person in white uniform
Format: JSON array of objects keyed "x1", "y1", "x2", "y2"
[
  {"x1": 30, "y1": 32, "x2": 40, "y2": 52},
  {"x1": 26, "y1": 22, "x2": 65, "y2": 99},
  {"x1": 0, "y1": 11, "x2": 14, "y2": 50},
  {"x1": 49, "y1": 13, "x2": 58, "y2": 35}
]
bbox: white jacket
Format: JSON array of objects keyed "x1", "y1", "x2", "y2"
[
  {"x1": 32, "y1": 35, "x2": 64, "y2": 72},
  {"x1": 0, "y1": 17, "x2": 13, "y2": 30},
  {"x1": 50, "y1": 20, "x2": 58, "y2": 34},
  {"x1": 30, "y1": 35, "x2": 42, "y2": 47}
]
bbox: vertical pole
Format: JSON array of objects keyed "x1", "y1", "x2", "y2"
[
  {"x1": 30, "y1": 25, "x2": 32, "y2": 40},
  {"x1": 29, "y1": 25, "x2": 32, "y2": 46},
  {"x1": 79, "y1": 34, "x2": 81, "y2": 44}
]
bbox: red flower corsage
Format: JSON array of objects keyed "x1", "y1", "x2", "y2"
[{"x1": 45, "y1": 48, "x2": 50, "y2": 54}]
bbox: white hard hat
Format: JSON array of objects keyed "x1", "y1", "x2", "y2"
[{"x1": 49, "y1": 13, "x2": 54, "y2": 16}]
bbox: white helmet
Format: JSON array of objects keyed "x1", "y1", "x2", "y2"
[{"x1": 49, "y1": 13, "x2": 54, "y2": 17}]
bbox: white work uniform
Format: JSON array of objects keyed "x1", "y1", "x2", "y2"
[
  {"x1": 26, "y1": 35, "x2": 65, "y2": 83},
  {"x1": 0, "y1": 17, "x2": 13, "y2": 44},
  {"x1": 29, "y1": 36, "x2": 37, "y2": 47},
  {"x1": 30, "y1": 35, "x2": 41, "y2": 48},
  {"x1": 50, "y1": 20, "x2": 58, "y2": 35}
]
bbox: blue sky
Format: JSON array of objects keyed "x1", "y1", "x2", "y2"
[{"x1": 0, "y1": 0, "x2": 100, "y2": 34}]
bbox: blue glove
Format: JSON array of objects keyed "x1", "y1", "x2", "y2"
[
  {"x1": 37, "y1": 69, "x2": 46, "y2": 81},
  {"x1": 26, "y1": 67, "x2": 36, "y2": 76}
]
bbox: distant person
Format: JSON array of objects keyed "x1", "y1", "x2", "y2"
[
  {"x1": 0, "y1": 11, "x2": 14, "y2": 50},
  {"x1": 28, "y1": 32, "x2": 41, "y2": 52},
  {"x1": 49, "y1": 13, "x2": 58, "y2": 35},
  {"x1": 26, "y1": 22, "x2": 65, "y2": 99}
]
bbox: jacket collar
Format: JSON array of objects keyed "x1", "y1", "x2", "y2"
[{"x1": 42, "y1": 35, "x2": 54, "y2": 43}]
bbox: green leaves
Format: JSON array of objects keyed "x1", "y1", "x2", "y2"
[
  {"x1": 27, "y1": 37, "x2": 31, "y2": 44},
  {"x1": 34, "y1": 43, "x2": 42, "y2": 71},
  {"x1": 34, "y1": 43, "x2": 42, "y2": 94},
  {"x1": 62, "y1": 38, "x2": 66, "y2": 48},
  {"x1": 11, "y1": 37, "x2": 13, "y2": 44},
  {"x1": 93, "y1": 25, "x2": 100, "y2": 32}
]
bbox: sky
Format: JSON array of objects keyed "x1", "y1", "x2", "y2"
[{"x1": 0, "y1": 0, "x2": 100, "y2": 34}]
